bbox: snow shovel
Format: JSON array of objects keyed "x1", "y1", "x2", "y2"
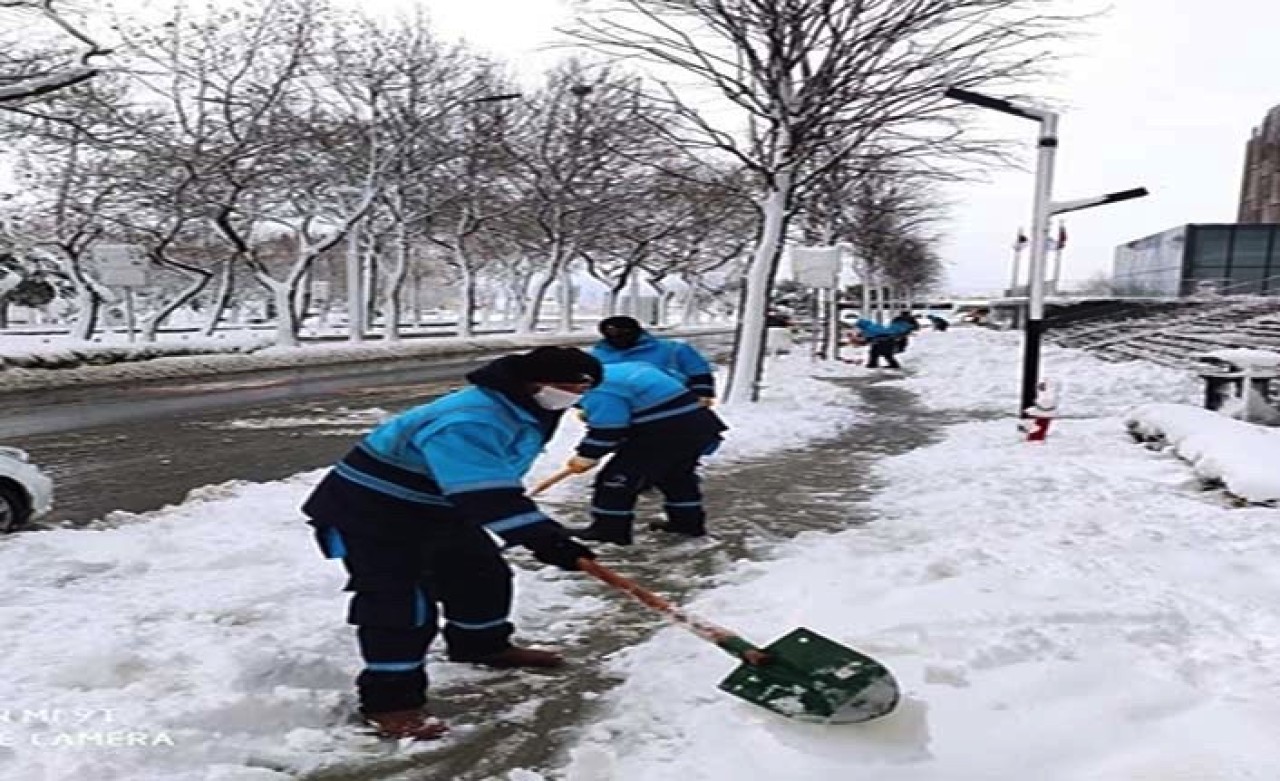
[
  {"x1": 578, "y1": 559, "x2": 899, "y2": 724},
  {"x1": 528, "y1": 466, "x2": 576, "y2": 497}
]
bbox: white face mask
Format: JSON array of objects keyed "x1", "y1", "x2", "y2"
[{"x1": 533, "y1": 386, "x2": 584, "y2": 410}]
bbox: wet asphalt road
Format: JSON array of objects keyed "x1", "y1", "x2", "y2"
[{"x1": 7, "y1": 365, "x2": 479, "y2": 526}]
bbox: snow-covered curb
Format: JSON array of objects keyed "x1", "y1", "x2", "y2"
[
  {"x1": 0, "y1": 355, "x2": 860, "y2": 781},
  {"x1": 1125, "y1": 402, "x2": 1280, "y2": 504},
  {"x1": 0, "y1": 337, "x2": 269, "y2": 371},
  {"x1": 0, "y1": 326, "x2": 733, "y2": 395}
]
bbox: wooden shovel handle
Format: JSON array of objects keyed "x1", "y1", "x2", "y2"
[
  {"x1": 577, "y1": 558, "x2": 770, "y2": 666},
  {"x1": 528, "y1": 466, "x2": 575, "y2": 497}
]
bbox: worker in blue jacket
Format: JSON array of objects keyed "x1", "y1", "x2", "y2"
[
  {"x1": 856, "y1": 318, "x2": 912, "y2": 369},
  {"x1": 591, "y1": 315, "x2": 716, "y2": 402},
  {"x1": 564, "y1": 361, "x2": 727, "y2": 546},
  {"x1": 301, "y1": 347, "x2": 601, "y2": 741}
]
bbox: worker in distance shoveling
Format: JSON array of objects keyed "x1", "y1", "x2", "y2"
[
  {"x1": 592, "y1": 315, "x2": 718, "y2": 406},
  {"x1": 300, "y1": 347, "x2": 601, "y2": 741},
  {"x1": 566, "y1": 360, "x2": 728, "y2": 546}
]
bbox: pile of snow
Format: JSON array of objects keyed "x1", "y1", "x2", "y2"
[
  {"x1": 0, "y1": 355, "x2": 861, "y2": 780},
  {"x1": 557, "y1": 418, "x2": 1280, "y2": 780},
  {"x1": 0, "y1": 474, "x2": 611, "y2": 780},
  {"x1": 1126, "y1": 403, "x2": 1280, "y2": 503},
  {"x1": 1199, "y1": 348, "x2": 1280, "y2": 371},
  {"x1": 889, "y1": 328, "x2": 1199, "y2": 416}
]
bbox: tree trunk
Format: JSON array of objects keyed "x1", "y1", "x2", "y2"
[
  {"x1": 725, "y1": 173, "x2": 792, "y2": 404},
  {"x1": 364, "y1": 241, "x2": 379, "y2": 332},
  {"x1": 860, "y1": 272, "x2": 872, "y2": 322},
  {"x1": 603, "y1": 287, "x2": 619, "y2": 317},
  {"x1": 202, "y1": 259, "x2": 235, "y2": 337},
  {"x1": 60, "y1": 253, "x2": 107, "y2": 341},
  {"x1": 256, "y1": 272, "x2": 301, "y2": 348},
  {"x1": 519, "y1": 264, "x2": 557, "y2": 334},
  {"x1": 557, "y1": 262, "x2": 574, "y2": 333},
  {"x1": 456, "y1": 249, "x2": 477, "y2": 339},
  {"x1": 72, "y1": 287, "x2": 99, "y2": 341},
  {"x1": 383, "y1": 223, "x2": 410, "y2": 342},
  {"x1": 657, "y1": 289, "x2": 676, "y2": 326},
  {"x1": 407, "y1": 268, "x2": 421, "y2": 330},
  {"x1": 681, "y1": 274, "x2": 700, "y2": 324},
  {"x1": 142, "y1": 270, "x2": 211, "y2": 342}
]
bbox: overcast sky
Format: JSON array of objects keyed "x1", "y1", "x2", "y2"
[{"x1": 364, "y1": 0, "x2": 1277, "y2": 295}]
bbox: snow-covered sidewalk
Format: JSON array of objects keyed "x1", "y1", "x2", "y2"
[
  {"x1": 0, "y1": 354, "x2": 859, "y2": 781},
  {"x1": 553, "y1": 329, "x2": 1280, "y2": 780}
]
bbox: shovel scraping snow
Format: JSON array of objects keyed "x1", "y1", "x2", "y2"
[{"x1": 579, "y1": 559, "x2": 899, "y2": 723}]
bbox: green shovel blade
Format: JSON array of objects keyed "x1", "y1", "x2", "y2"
[{"x1": 717, "y1": 627, "x2": 899, "y2": 724}]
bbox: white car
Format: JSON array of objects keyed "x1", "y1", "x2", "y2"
[{"x1": 0, "y1": 447, "x2": 53, "y2": 533}]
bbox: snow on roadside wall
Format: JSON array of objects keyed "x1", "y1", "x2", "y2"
[
  {"x1": 0, "y1": 327, "x2": 733, "y2": 395},
  {"x1": 0, "y1": 337, "x2": 269, "y2": 370},
  {"x1": 1126, "y1": 402, "x2": 1280, "y2": 504}
]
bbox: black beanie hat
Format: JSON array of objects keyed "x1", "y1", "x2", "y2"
[
  {"x1": 598, "y1": 315, "x2": 643, "y2": 335},
  {"x1": 514, "y1": 347, "x2": 603, "y2": 387}
]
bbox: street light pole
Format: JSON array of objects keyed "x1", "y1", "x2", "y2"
[
  {"x1": 1022, "y1": 111, "x2": 1058, "y2": 414},
  {"x1": 944, "y1": 87, "x2": 1147, "y2": 415}
]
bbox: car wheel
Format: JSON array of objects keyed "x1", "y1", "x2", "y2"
[{"x1": 0, "y1": 483, "x2": 30, "y2": 534}]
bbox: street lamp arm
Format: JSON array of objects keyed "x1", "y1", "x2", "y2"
[
  {"x1": 1050, "y1": 187, "x2": 1148, "y2": 216},
  {"x1": 466, "y1": 92, "x2": 522, "y2": 104},
  {"x1": 942, "y1": 87, "x2": 1049, "y2": 123}
]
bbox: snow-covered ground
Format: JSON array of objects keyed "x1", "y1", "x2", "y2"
[
  {"x1": 7, "y1": 327, "x2": 1279, "y2": 781},
  {"x1": 552, "y1": 328, "x2": 1280, "y2": 780},
  {"x1": 0, "y1": 355, "x2": 862, "y2": 781}
]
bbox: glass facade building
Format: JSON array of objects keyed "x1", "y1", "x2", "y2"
[{"x1": 1113, "y1": 224, "x2": 1280, "y2": 296}]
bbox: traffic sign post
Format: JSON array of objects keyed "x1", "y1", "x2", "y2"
[
  {"x1": 791, "y1": 246, "x2": 843, "y2": 361},
  {"x1": 92, "y1": 244, "x2": 151, "y2": 343}
]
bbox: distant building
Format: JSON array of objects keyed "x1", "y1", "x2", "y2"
[
  {"x1": 1239, "y1": 105, "x2": 1280, "y2": 223},
  {"x1": 1113, "y1": 224, "x2": 1280, "y2": 297}
]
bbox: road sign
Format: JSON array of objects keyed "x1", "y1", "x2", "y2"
[
  {"x1": 92, "y1": 243, "x2": 151, "y2": 287},
  {"x1": 790, "y1": 246, "x2": 842, "y2": 289}
]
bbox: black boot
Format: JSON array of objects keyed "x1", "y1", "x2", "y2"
[
  {"x1": 571, "y1": 519, "x2": 633, "y2": 546},
  {"x1": 362, "y1": 709, "x2": 449, "y2": 741},
  {"x1": 450, "y1": 645, "x2": 565, "y2": 668},
  {"x1": 649, "y1": 520, "x2": 707, "y2": 538}
]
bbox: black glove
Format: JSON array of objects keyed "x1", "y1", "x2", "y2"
[{"x1": 527, "y1": 534, "x2": 596, "y2": 572}]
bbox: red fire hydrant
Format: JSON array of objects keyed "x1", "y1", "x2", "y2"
[{"x1": 1020, "y1": 381, "x2": 1058, "y2": 442}]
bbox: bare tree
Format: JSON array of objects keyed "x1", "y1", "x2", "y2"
[
  {"x1": 0, "y1": 1, "x2": 107, "y2": 106},
  {"x1": 570, "y1": 0, "x2": 1075, "y2": 401},
  {"x1": 505, "y1": 59, "x2": 666, "y2": 333},
  {"x1": 807, "y1": 161, "x2": 948, "y2": 318},
  {"x1": 577, "y1": 167, "x2": 694, "y2": 317},
  {"x1": 16, "y1": 139, "x2": 123, "y2": 339},
  {"x1": 420, "y1": 66, "x2": 524, "y2": 338}
]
